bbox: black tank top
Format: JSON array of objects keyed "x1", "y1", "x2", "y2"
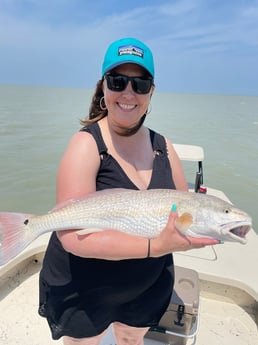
[
  {"x1": 84, "y1": 122, "x2": 176, "y2": 191},
  {"x1": 39, "y1": 122, "x2": 176, "y2": 337}
]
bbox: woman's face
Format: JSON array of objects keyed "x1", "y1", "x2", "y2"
[{"x1": 102, "y1": 63, "x2": 154, "y2": 132}]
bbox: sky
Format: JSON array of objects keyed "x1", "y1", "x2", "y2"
[{"x1": 0, "y1": 0, "x2": 258, "y2": 95}]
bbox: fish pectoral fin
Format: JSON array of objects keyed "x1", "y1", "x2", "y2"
[
  {"x1": 76, "y1": 228, "x2": 105, "y2": 236},
  {"x1": 175, "y1": 212, "x2": 193, "y2": 233}
]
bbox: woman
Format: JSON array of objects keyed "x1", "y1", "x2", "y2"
[{"x1": 39, "y1": 37, "x2": 218, "y2": 345}]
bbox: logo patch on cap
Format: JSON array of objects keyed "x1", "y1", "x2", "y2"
[{"x1": 118, "y1": 45, "x2": 144, "y2": 58}]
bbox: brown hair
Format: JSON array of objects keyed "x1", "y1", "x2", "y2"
[{"x1": 80, "y1": 79, "x2": 107, "y2": 126}]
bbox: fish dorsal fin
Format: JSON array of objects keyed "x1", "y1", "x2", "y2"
[{"x1": 175, "y1": 212, "x2": 193, "y2": 233}]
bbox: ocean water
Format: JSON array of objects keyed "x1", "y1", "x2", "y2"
[{"x1": 0, "y1": 85, "x2": 257, "y2": 233}]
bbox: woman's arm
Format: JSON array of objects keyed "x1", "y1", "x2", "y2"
[
  {"x1": 56, "y1": 131, "x2": 155, "y2": 260},
  {"x1": 57, "y1": 210, "x2": 219, "y2": 260},
  {"x1": 56, "y1": 131, "x2": 99, "y2": 202}
]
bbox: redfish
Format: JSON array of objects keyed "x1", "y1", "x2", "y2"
[{"x1": 0, "y1": 189, "x2": 252, "y2": 266}]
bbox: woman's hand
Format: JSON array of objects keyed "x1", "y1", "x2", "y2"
[{"x1": 150, "y1": 205, "x2": 220, "y2": 257}]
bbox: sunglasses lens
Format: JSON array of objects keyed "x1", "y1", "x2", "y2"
[
  {"x1": 132, "y1": 77, "x2": 152, "y2": 94},
  {"x1": 105, "y1": 75, "x2": 152, "y2": 94},
  {"x1": 106, "y1": 75, "x2": 128, "y2": 92}
]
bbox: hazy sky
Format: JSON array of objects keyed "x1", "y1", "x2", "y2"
[{"x1": 1, "y1": 0, "x2": 257, "y2": 95}]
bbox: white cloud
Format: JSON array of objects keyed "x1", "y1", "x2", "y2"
[
  {"x1": 158, "y1": 0, "x2": 200, "y2": 16},
  {"x1": 0, "y1": 0, "x2": 257, "y2": 94}
]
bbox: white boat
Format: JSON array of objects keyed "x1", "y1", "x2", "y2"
[{"x1": 0, "y1": 144, "x2": 257, "y2": 345}]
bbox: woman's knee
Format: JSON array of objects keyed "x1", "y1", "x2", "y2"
[
  {"x1": 112, "y1": 322, "x2": 149, "y2": 345},
  {"x1": 63, "y1": 329, "x2": 107, "y2": 345}
]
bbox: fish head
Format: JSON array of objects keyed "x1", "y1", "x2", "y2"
[{"x1": 176, "y1": 194, "x2": 252, "y2": 244}]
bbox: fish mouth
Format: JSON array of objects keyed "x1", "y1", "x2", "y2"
[{"x1": 222, "y1": 221, "x2": 251, "y2": 244}]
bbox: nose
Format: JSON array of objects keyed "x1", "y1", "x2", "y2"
[{"x1": 123, "y1": 80, "x2": 135, "y2": 95}]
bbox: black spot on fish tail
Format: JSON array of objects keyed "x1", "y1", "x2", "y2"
[{"x1": 24, "y1": 219, "x2": 29, "y2": 225}]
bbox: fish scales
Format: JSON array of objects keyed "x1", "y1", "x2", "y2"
[
  {"x1": 31, "y1": 189, "x2": 174, "y2": 237},
  {"x1": 0, "y1": 189, "x2": 252, "y2": 266}
]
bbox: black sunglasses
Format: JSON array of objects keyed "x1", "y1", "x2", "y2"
[{"x1": 105, "y1": 73, "x2": 153, "y2": 94}]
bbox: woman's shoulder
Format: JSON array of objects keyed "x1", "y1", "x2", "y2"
[{"x1": 61, "y1": 130, "x2": 100, "y2": 164}]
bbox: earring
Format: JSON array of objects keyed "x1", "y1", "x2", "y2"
[
  {"x1": 147, "y1": 102, "x2": 152, "y2": 115},
  {"x1": 100, "y1": 96, "x2": 107, "y2": 110}
]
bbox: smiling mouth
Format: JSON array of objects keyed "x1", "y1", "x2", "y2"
[{"x1": 118, "y1": 103, "x2": 136, "y2": 111}]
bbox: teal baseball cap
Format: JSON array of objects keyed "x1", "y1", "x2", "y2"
[{"x1": 102, "y1": 37, "x2": 154, "y2": 78}]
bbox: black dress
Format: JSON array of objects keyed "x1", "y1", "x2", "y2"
[{"x1": 38, "y1": 122, "x2": 176, "y2": 340}]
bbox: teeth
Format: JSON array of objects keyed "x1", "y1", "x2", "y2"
[{"x1": 119, "y1": 103, "x2": 135, "y2": 110}]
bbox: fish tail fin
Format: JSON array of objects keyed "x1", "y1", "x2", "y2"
[{"x1": 0, "y1": 212, "x2": 35, "y2": 266}]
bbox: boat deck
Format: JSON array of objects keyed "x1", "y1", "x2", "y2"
[{"x1": 0, "y1": 254, "x2": 257, "y2": 345}]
